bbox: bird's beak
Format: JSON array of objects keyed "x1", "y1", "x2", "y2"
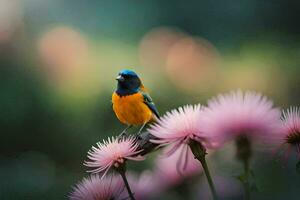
[{"x1": 116, "y1": 75, "x2": 125, "y2": 82}]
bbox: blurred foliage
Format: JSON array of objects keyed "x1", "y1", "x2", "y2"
[{"x1": 1, "y1": 0, "x2": 300, "y2": 199}]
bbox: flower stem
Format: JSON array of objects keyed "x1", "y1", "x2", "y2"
[
  {"x1": 198, "y1": 154, "x2": 218, "y2": 200},
  {"x1": 235, "y1": 135, "x2": 252, "y2": 200},
  {"x1": 243, "y1": 159, "x2": 250, "y2": 200},
  {"x1": 189, "y1": 140, "x2": 218, "y2": 200},
  {"x1": 118, "y1": 168, "x2": 136, "y2": 200}
]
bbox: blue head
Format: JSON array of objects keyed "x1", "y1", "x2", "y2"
[{"x1": 115, "y1": 69, "x2": 141, "y2": 95}]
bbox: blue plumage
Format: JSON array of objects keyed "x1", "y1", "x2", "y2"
[{"x1": 119, "y1": 69, "x2": 138, "y2": 77}]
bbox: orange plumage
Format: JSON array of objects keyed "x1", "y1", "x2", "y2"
[{"x1": 112, "y1": 92, "x2": 154, "y2": 126}]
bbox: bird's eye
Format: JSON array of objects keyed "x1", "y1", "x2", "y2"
[{"x1": 122, "y1": 74, "x2": 129, "y2": 79}]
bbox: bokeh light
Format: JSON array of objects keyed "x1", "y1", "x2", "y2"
[
  {"x1": 139, "y1": 27, "x2": 185, "y2": 70},
  {"x1": 0, "y1": 0, "x2": 23, "y2": 43},
  {"x1": 217, "y1": 51, "x2": 289, "y2": 99},
  {"x1": 165, "y1": 36, "x2": 221, "y2": 93},
  {"x1": 37, "y1": 26, "x2": 101, "y2": 100},
  {"x1": 38, "y1": 26, "x2": 89, "y2": 82}
]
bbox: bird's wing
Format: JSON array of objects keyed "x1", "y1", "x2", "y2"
[{"x1": 141, "y1": 92, "x2": 160, "y2": 119}]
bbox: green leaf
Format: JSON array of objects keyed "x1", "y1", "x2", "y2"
[
  {"x1": 250, "y1": 182, "x2": 259, "y2": 192},
  {"x1": 250, "y1": 170, "x2": 255, "y2": 178},
  {"x1": 235, "y1": 173, "x2": 246, "y2": 183}
]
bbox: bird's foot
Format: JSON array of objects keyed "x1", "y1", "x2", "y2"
[
  {"x1": 136, "y1": 130, "x2": 142, "y2": 136},
  {"x1": 136, "y1": 133, "x2": 143, "y2": 140},
  {"x1": 118, "y1": 125, "x2": 132, "y2": 139},
  {"x1": 136, "y1": 123, "x2": 147, "y2": 137},
  {"x1": 118, "y1": 131, "x2": 127, "y2": 138}
]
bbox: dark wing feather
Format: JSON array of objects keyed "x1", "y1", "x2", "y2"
[{"x1": 142, "y1": 92, "x2": 160, "y2": 119}]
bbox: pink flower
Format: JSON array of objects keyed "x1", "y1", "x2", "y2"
[
  {"x1": 123, "y1": 171, "x2": 164, "y2": 200},
  {"x1": 276, "y1": 107, "x2": 300, "y2": 158},
  {"x1": 69, "y1": 174, "x2": 123, "y2": 200},
  {"x1": 148, "y1": 104, "x2": 217, "y2": 156},
  {"x1": 84, "y1": 136, "x2": 144, "y2": 178},
  {"x1": 201, "y1": 90, "x2": 281, "y2": 145},
  {"x1": 154, "y1": 144, "x2": 202, "y2": 186}
]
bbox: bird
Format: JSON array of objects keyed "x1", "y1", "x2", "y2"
[{"x1": 112, "y1": 69, "x2": 159, "y2": 136}]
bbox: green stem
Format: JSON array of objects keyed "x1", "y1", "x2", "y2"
[
  {"x1": 198, "y1": 155, "x2": 218, "y2": 200},
  {"x1": 235, "y1": 135, "x2": 252, "y2": 200},
  {"x1": 118, "y1": 170, "x2": 136, "y2": 200},
  {"x1": 189, "y1": 140, "x2": 218, "y2": 200},
  {"x1": 243, "y1": 159, "x2": 250, "y2": 200}
]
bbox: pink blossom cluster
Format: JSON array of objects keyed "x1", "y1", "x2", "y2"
[{"x1": 70, "y1": 90, "x2": 300, "y2": 200}]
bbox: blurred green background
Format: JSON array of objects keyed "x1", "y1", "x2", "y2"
[{"x1": 1, "y1": 0, "x2": 300, "y2": 199}]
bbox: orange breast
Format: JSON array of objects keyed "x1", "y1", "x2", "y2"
[{"x1": 112, "y1": 92, "x2": 153, "y2": 126}]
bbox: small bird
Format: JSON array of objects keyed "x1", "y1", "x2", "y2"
[{"x1": 112, "y1": 69, "x2": 159, "y2": 135}]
